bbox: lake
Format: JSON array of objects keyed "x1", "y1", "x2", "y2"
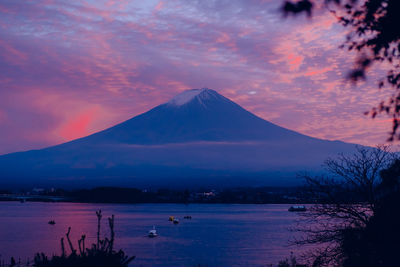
[{"x1": 0, "y1": 202, "x2": 310, "y2": 266}]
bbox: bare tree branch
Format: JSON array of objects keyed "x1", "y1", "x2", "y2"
[{"x1": 294, "y1": 145, "x2": 396, "y2": 266}]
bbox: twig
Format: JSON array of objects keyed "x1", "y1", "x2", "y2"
[
  {"x1": 61, "y1": 237, "x2": 65, "y2": 257},
  {"x1": 96, "y1": 210, "x2": 102, "y2": 249},
  {"x1": 65, "y1": 227, "x2": 76, "y2": 254},
  {"x1": 108, "y1": 215, "x2": 115, "y2": 253}
]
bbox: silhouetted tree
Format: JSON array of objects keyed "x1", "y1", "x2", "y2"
[
  {"x1": 339, "y1": 158, "x2": 400, "y2": 267},
  {"x1": 282, "y1": 0, "x2": 400, "y2": 140},
  {"x1": 33, "y1": 210, "x2": 135, "y2": 267},
  {"x1": 295, "y1": 145, "x2": 396, "y2": 266}
]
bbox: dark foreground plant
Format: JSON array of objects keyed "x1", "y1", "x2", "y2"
[
  {"x1": 276, "y1": 253, "x2": 307, "y2": 267},
  {"x1": 295, "y1": 146, "x2": 400, "y2": 266},
  {"x1": 33, "y1": 210, "x2": 135, "y2": 267}
]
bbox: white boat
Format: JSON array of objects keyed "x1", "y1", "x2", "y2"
[
  {"x1": 173, "y1": 218, "x2": 179, "y2": 224},
  {"x1": 288, "y1": 205, "x2": 307, "y2": 212},
  {"x1": 148, "y1": 226, "x2": 158, "y2": 237}
]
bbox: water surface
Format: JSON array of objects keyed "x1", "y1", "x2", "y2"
[{"x1": 0, "y1": 202, "x2": 308, "y2": 266}]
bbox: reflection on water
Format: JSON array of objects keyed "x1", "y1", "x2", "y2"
[{"x1": 0, "y1": 202, "x2": 308, "y2": 266}]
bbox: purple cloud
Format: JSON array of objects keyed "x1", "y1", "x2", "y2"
[{"x1": 0, "y1": 0, "x2": 394, "y2": 154}]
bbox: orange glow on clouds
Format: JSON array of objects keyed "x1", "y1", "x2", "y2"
[
  {"x1": 0, "y1": 0, "x2": 398, "y2": 154},
  {"x1": 287, "y1": 53, "x2": 303, "y2": 71},
  {"x1": 58, "y1": 107, "x2": 100, "y2": 141}
]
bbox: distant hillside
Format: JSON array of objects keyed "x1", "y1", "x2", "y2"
[{"x1": 0, "y1": 88, "x2": 357, "y2": 188}]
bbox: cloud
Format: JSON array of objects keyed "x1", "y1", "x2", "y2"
[
  {"x1": 57, "y1": 107, "x2": 101, "y2": 141},
  {"x1": 0, "y1": 0, "x2": 395, "y2": 154}
]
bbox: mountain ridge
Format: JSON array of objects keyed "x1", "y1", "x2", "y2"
[
  {"x1": 63, "y1": 88, "x2": 317, "y2": 146},
  {"x1": 0, "y1": 88, "x2": 357, "y2": 188}
]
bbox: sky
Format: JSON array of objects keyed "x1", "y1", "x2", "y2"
[{"x1": 0, "y1": 0, "x2": 396, "y2": 155}]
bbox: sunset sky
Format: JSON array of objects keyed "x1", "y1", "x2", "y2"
[{"x1": 0, "y1": 0, "x2": 395, "y2": 155}]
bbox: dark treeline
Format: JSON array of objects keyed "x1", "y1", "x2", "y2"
[
  {"x1": 70, "y1": 186, "x2": 306, "y2": 204},
  {"x1": 0, "y1": 186, "x2": 316, "y2": 204}
]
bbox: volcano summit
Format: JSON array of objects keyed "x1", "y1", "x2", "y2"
[{"x1": 0, "y1": 88, "x2": 356, "y2": 188}]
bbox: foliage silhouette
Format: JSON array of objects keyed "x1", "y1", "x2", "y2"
[
  {"x1": 32, "y1": 210, "x2": 135, "y2": 267},
  {"x1": 296, "y1": 145, "x2": 397, "y2": 266},
  {"x1": 338, "y1": 158, "x2": 400, "y2": 267},
  {"x1": 282, "y1": 0, "x2": 400, "y2": 140}
]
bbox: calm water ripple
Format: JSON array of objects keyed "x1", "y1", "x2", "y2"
[{"x1": 0, "y1": 202, "x2": 309, "y2": 266}]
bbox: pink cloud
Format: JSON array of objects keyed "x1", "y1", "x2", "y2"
[
  {"x1": 58, "y1": 107, "x2": 99, "y2": 141},
  {"x1": 304, "y1": 66, "x2": 333, "y2": 77},
  {"x1": 0, "y1": 39, "x2": 28, "y2": 65},
  {"x1": 0, "y1": 0, "x2": 397, "y2": 155},
  {"x1": 154, "y1": 1, "x2": 164, "y2": 12},
  {"x1": 287, "y1": 53, "x2": 304, "y2": 71}
]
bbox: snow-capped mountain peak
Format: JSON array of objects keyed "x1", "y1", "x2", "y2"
[
  {"x1": 167, "y1": 88, "x2": 219, "y2": 106},
  {"x1": 0, "y1": 86, "x2": 358, "y2": 188}
]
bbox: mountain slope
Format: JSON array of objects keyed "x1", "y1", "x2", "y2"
[
  {"x1": 0, "y1": 88, "x2": 357, "y2": 188},
  {"x1": 72, "y1": 88, "x2": 313, "y2": 145}
]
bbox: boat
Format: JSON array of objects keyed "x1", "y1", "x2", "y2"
[
  {"x1": 168, "y1": 216, "x2": 174, "y2": 221},
  {"x1": 148, "y1": 226, "x2": 158, "y2": 237},
  {"x1": 48, "y1": 220, "x2": 56, "y2": 225},
  {"x1": 173, "y1": 218, "x2": 179, "y2": 224},
  {"x1": 288, "y1": 205, "x2": 307, "y2": 212},
  {"x1": 184, "y1": 216, "x2": 192, "y2": 219}
]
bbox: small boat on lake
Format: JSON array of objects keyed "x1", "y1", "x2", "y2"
[
  {"x1": 288, "y1": 205, "x2": 307, "y2": 212},
  {"x1": 48, "y1": 220, "x2": 56, "y2": 225},
  {"x1": 184, "y1": 216, "x2": 192, "y2": 219},
  {"x1": 168, "y1": 216, "x2": 174, "y2": 221},
  {"x1": 173, "y1": 218, "x2": 179, "y2": 224},
  {"x1": 148, "y1": 226, "x2": 158, "y2": 237}
]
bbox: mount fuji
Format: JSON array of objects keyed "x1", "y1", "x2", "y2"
[{"x1": 0, "y1": 88, "x2": 357, "y2": 188}]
